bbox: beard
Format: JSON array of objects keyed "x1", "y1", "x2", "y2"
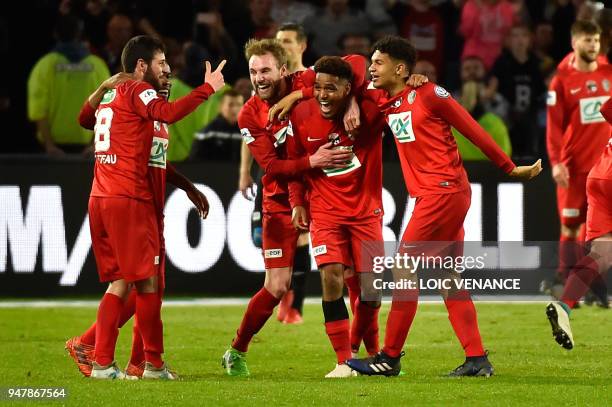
[
  {"x1": 578, "y1": 49, "x2": 598, "y2": 64},
  {"x1": 143, "y1": 68, "x2": 163, "y2": 91}
]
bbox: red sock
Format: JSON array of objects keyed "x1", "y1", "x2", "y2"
[
  {"x1": 93, "y1": 293, "x2": 123, "y2": 366},
  {"x1": 382, "y1": 297, "x2": 418, "y2": 358},
  {"x1": 557, "y1": 235, "x2": 582, "y2": 282},
  {"x1": 325, "y1": 319, "x2": 352, "y2": 363},
  {"x1": 130, "y1": 323, "x2": 145, "y2": 365},
  {"x1": 136, "y1": 292, "x2": 164, "y2": 368},
  {"x1": 232, "y1": 288, "x2": 280, "y2": 352},
  {"x1": 344, "y1": 275, "x2": 360, "y2": 315},
  {"x1": 350, "y1": 298, "x2": 380, "y2": 354},
  {"x1": 80, "y1": 322, "x2": 96, "y2": 346},
  {"x1": 444, "y1": 291, "x2": 485, "y2": 357},
  {"x1": 561, "y1": 255, "x2": 601, "y2": 309}
]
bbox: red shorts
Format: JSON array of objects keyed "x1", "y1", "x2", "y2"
[
  {"x1": 89, "y1": 197, "x2": 160, "y2": 283},
  {"x1": 310, "y1": 217, "x2": 384, "y2": 271},
  {"x1": 556, "y1": 173, "x2": 588, "y2": 226},
  {"x1": 400, "y1": 189, "x2": 470, "y2": 257},
  {"x1": 586, "y1": 178, "x2": 612, "y2": 241},
  {"x1": 262, "y1": 211, "x2": 299, "y2": 269}
]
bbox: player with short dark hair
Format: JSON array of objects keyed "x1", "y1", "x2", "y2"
[
  {"x1": 288, "y1": 56, "x2": 386, "y2": 377},
  {"x1": 68, "y1": 35, "x2": 225, "y2": 379},
  {"x1": 346, "y1": 35, "x2": 541, "y2": 377}
]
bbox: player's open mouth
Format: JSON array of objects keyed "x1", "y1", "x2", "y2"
[
  {"x1": 319, "y1": 100, "x2": 332, "y2": 114},
  {"x1": 257, "y1": 84, "x2": 271, "y2": 92}
]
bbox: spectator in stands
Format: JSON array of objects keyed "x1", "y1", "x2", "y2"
[
  {"x1": 303, "y1": 0, "x2": 371, "y2": 58},
  {"x1": 249, "y1": 0, "x2": 277, "y2": 38},
  {"x1": 413, "y1": 59, "x2": 438, "y2": 83},
  {"x1": 453, "y1": 80, "x2": 512, "y2": 160},
  {"x1": 194, "y1": 9, "x2": 240, "y2": 81},
  {"x1": 276, "y1": 23, "x2": 308, "y2": 72},
  {"x1": 365, "y1": 0, "x2": 397, "y2": 35},
  {"x1": 533, "y1": 21, "x2": 556, "y2": 78},
  {"x1": 27, "y1": 14, "x2": 109, "y2": 156},
  {"x1": 233, "y1": 77, "x2": 254, "y2": 101},
  {"x1": 191, "y1": 90, "x2": 244, "y2": 161},
  {"x1": 165, "y1": 41, "x2": 230, "y2": 162},
  {"x1": 457, "y1": 55, "x2": 509, "y2": 122},
  {"x1": 271, "y1": 0, "x2": 316, "y2": 25},
  {"x1": 460, "y1": 0, "x2": 517, "y2": 69},
  {"x1": 490, "y1": 23, "x2": 546, "y2": 158},
  {"x1": 390, "y1": 0, "x2": 445, "y2": 77},
  {"x1": 100, "y1": 14, "x2": 133, "y2": 74},
  {"x1": 338, "y1": 32, "x2": 372, "y2": 57}
]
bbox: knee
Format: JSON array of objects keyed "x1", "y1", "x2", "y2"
[
  {"x1": 321, "y1": 266, "x2": 345, "y2": 299},
  {"x1": 264, "y1": 271, "x2": 291, "y2": 298},
  {"x1": 561, "y1": 225, "x2": 580, "y2": 239},
  {"x1": 135, "y1": 276, "x2": 158, "y2": 294}
]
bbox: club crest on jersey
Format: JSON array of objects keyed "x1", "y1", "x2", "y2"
[
  {"x1": 138, "y1": 88, "x2": 158, "y2": 105},
  {"x1": 434, "y1": 85, "x2": 449, "y2": 98},
  {"x1": 100, "y1": 89, "x2": 116, "y2": 105},
  {"x1": 603, "y1": 79, "x2": 610, "y2": 92},
  {"x1": 586, "y1": 80, "x2": 598, "y2": 93},
  {"x1": 408, "y1": 90, "x2": 417, "y2": 104},
  {"x1": 388, "y1": 111, "x2": 416, "y2": 143},
  {"x1": 579, "y1": 96, "x2": 609, "y2": 124},
  {"x1": 148, "y1": 136, "x2": 168, "y2": 169},
  {"x1": 241, "y1": 128, "x2": 255, "y2": 144},
  {"x1": 393, "y1": 98, "x2": 402, "y2": 108},
  {"x1": 328, "y1": 133, "x2": 341, "y2": 146}
]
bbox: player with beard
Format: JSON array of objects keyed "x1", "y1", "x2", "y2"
[
  {"x1": 67, "y1": 68, "x2": 210, "y2": 379},
  {"x1": 222, "y1": 38, "x2": 375, "y2": 376},
  {"x1": 345, "y1": 35, "x2": 541, "y2": 377},
  {"x1": 287, "y1": 57, "x2": 387, "y2": 377},
  {"x1": 74, "y1": 35, "x2": 225, "y2": 379},
  {"x1": 546, "y1": 21, "x2": 612, "y2": 306},
  {"x1": 546, "y1": 97, "x2": 612, "y2": 350}
]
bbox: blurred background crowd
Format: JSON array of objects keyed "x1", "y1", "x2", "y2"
[{"x1": 3, "y1": 0, "x2": 612, "y2": 162}]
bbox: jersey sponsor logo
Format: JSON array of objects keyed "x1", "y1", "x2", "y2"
[
  {"x1": 241, "y1": 128, "x2": 255, "y2": 144},
  {"x1": 579, "y1": 96, "x2": 610, "y2": 124},
  {"x1": 95, "y1": 153, "x2": 117, "y2": 164},
  {"x1": 408, "y1": 90, "x2": 417, "y2": 104},
  {"x1": 264, "y1": 248, "x2": 283, "y2": 258},
  {"x1": 388, "y1": 111, "x2": 416, "y2": 143},
  {"x1": 322, "y1": 150, "x2": 361, "y2": 177},
  {"x1": 138, "y1": 89, "x2": 158, "y2": 106},
  {"x1": 562, "y1": 208, "x2": 580, "y2": 218},
  {"x1": 569, "y1": 87, "x2": 581, "y2": 95},
  {"x1": 312, "y1": 245, "x2": 327, "y2": 256},
  {"x1": 434, "y1": 85, "x2": 449, "y2": 98},
  {"x1": 546, "y1": 91, "x2": 557, "y2": 106},
  {"x1": 286, "y1": 120, "x2": 294, "y2": 136},
  {"x1": 272, "y1": 126, "x2": 288, "y2": 147},
  {"x1": 148, "y1": 136, "x2": 168, "y2": 169},
  {"x1": 307, "y1": 137, "x2": 322, "y2": 142},
  {"x1": 100, "y1": 89, "x2": 116, "y2": 104}
]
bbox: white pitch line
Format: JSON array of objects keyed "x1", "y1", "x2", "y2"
[{"x1": 0, "y1": 295, "x2": 554, "y2": 308}]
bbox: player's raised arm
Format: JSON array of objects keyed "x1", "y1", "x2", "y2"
[{"x1": 136, "y1": 60, "x2": 226, "y2": 124}]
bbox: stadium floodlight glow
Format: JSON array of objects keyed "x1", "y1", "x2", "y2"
[{"x1": 164, "y1": 184, "x2": 226, "y2": 273}]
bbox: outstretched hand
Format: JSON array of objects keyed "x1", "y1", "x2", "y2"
[
  {"x1": 509, "y1": 159, "x2": 543, "y2": 181},
  {"x1": 268, "y1": 90, "x2": 302, "y2": 122},
  {"x1": 204, "y1": 60, "x2": 226, "y2": 92}
]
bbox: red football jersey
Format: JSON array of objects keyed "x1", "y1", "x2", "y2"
[
  {"x1": 367, "y1": 82, "x2": 515, "y2": 197},
  {"x1": 287, "y1": 98, "x2": 385, "y2": 223},
  {"x1": 546, "y1": 64, "x2": 612, "y2": 173},
  {"x1": 239, "y1": 55, "x2": 368, "y2": 213},
  {"x1": 590, "y1": 98, "x2": 612, "y2": 180},
  {"x1": 557, "y1": 51, "x2": 608, "y2": 74},
  {"x1": 89, "y1": 79, "x2": 214, "y2": 200}
]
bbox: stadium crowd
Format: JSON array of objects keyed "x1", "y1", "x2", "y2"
[{"x1": 7, "y1": 0, "x2": 611, "y2": 161}]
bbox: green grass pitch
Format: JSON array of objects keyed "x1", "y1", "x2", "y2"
[{"x1": 1, "y1": 302, "x2": 610, "y2": 406}]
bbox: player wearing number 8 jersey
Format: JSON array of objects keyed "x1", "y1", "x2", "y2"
[
  {"x1": 346, "y1": 35, "x2": 542, "y2": 377},
  {"x1": 82, "y1": 35, "x2": 225, "y2": 379}
]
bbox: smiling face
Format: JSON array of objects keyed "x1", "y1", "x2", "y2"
[
  {"x1": 142, "y1": 51, "x2": 170, "y2": 91},
  {"x1": 369, "y1": 50, "x2": 402, "y2": 91},
  {"x1": 314, "y1": 72, "x2": 351, "y2": 119},
  {"x1": 248, "y1": 53, "x2": 287, "y2": 101},
  {"x1": 157, "y1": 68, "x2": 172, "y2": 100}
]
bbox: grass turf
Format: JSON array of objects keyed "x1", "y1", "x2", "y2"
[{"x1": 0, "y1": 302, "x2": 610, "y2": 406}]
